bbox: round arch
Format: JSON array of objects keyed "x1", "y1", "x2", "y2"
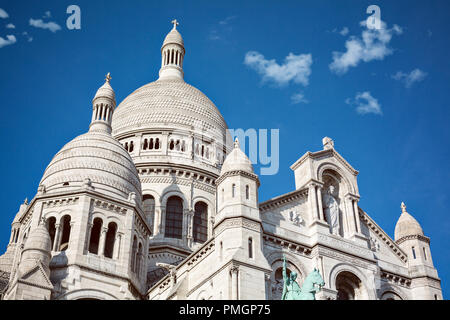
[
  {"x1": 329, "y1": 263, "x2": 375, "y2": 300},
  {"x1": 56, "y1": 288, "x2": 119, "y2": 300},
  {"x1": 317, "y1": 162, "x2": 356, "y2": 195}
]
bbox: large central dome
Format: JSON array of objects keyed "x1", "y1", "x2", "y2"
[{"x1": 111, "y1": 77, "x2": 228, "y2": 139}]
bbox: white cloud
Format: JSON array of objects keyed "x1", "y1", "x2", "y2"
[
  {"x1": 346, "y1": 91, "x2": 382, "y2": 115},
  {"x1": 29, "y1": 18, "x2": 61, "y2": 33},
  {"x1": 43, "y1": 11, "x2": 51, "y2": 18},
  {"x1": 392, "y1": 68, "x2": 427, "y2": 88},
  {"x1": 219, "y1": 15, "x2": 236, "y2": 25},
  {"x1": 244, "y1": 51, "x2": 313, "y2": 86},
  {"x1": 339, "y1": 27, "x2": 349, "y2": 36},
  {"x1": 0, "y1": 34, "x2": 16, "y2": 48},
  {"x1": 0, "y1": 8, "x2": 8, "y2": 19},
  {"x1": 330, "y1": 20, "x2": 403, "y2": 74},
  {"x1": 291, "y1": 92, "x2": 309, "y2": 104},
  {"x1": 6, "y1": 23, "x2": 15, "y2": 29}
]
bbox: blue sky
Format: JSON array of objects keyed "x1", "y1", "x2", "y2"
[{"x1": 0, "y1": 0, "x2": 449, "y2": 298}]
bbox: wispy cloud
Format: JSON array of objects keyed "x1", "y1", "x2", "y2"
[
  {"x1": 29, "y1": 18, "x2": 61, "y2": 33},
  {"x1": 22, "y1": 31, "x2": 33, "y2": 42},
  {"x1": 244, "y1": 51, "x2": 312, "y2": 87},
  {"x1": 331, "y1": 27, "x2": 349, "y2": 36},
  {"x1": 392, "y1": 69, "x2": 427, "y2": 88},
  {"x1": 0, "y1": 8, "x2": 8, "y2": 19},
  {"x1": 0, "y1": 35, "x2": 16, "y2": 48},
  {"x1": 330, "y1": 20, "x2": 403, "y2": 74},
  {"x1": 345, "y1": 91, "x2": 382, "y2": 115},
  {"x1": 6, "y1": 23, "x2": 15, "y2": 29},
  {"x1": 291, "y1": 92, "x2": 309, "y2": 104},
  {"x1": 43, "y1": 11, "x2": 51, "y2": 18},
  {"x1": 209, "y1": 15, "x2": 236, "y2": 41}
]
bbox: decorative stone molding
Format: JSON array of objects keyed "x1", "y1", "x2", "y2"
[
  {"x1": 396, "y1": 234, "x2": 430, "y2": 245},
  {"x1": 42, "y1": 197, "x2": 79, "y2": 208},
  {"x1": 92, "y1": 199, "x2": 127, "y2": 215},
  {"x1": 359, "y1": 209, "x2": 408, "y2": 262},
  {"x1": 380, "y1": 270, "x2": 411, "y2": 288},
  {"x1": 216, "y1": 170, "x2": 260, "y2": 187},
  {"x1": 263, "y1": 234, "x2": 312, "y2": 256},
  {"x1": 259, "y1": 188, "x2": 308, "y2": 213},
  {"x1": 214, "y1": 217, "x2": 261, "y2": 236}
]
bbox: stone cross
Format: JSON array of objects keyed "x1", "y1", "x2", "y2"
[
  {"x1": 105, "y1": 72, "x2": 112, "y2": 83},
  {"x1": 171, "y1": 19, "x2": 179, "y2": 29},
  {"x1": 401, "y1": 202, "x2": 407, "y2": 213}
]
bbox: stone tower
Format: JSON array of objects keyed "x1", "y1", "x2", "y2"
[{"x1": 394, "y1": 202, "x2": 442, "y2": 299}]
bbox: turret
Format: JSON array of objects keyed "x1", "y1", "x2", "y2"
[
  {"x1": 394, "y1": 202, "x2": 442, "y2": 299},
  {"x1": 214, "y1": 138, "x2": 271, "y2": 299}
]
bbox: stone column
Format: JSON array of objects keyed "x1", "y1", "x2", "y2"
[
  {"x1": 317, "y1": 185, "x2": 325, "y2": 221},
  {"x1": 184, "y1": 210, "x2": 194, "y2": 247},
  {"x1": 344, "y1": 195, "x2": 357, "y2": 237},
  {"x1": 98, "y1": 226, "x2": 108, "y2": 256},
  {"x1": 353, "y1": 200, "x2": 362, "y2": 233},
  {"x1": 308, "y1": 184, "x2": 319, "y2": 222},
  {"x1": 113, "y1": 232, "x2": 122, "y2": 260},
  {"x1": 153, "y1": 206, "x2": 161, "y2": 237},
  {"x1": 84, "y1": 223, "x2": 93, "y2": 253},
  {"x1": 230, "y1": 265, "x2": 239, "y2": 300},
  {"x1": 53, "y1": 223, "x2": 62, "y2": 252},
  {"x1": 264, "y1": 273, "x2": 272, "y2": 300}
]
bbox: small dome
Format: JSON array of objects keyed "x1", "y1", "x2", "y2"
[
  {"x1": 24, "y1": 224, "x2": 52, "y2": 253},
  {"x1": 220, "y1": 138, "x2": 254, "y2": 175},
  {"x1": 39, "y1": 131, "x2": 141, "y2": 201},
  {"x1": 93, "y1": 77, "x2": 115, "y2": 102},
  {"x1": 162, "y1": 27, "x2": 184, "y2": 48},
  {"x1": 394, "y1": 202, "x2": 424, "y2": 241}
]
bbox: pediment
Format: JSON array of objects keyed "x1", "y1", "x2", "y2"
[{"x1": 19, "y1": 261, "x2": 53, "y2": 290}]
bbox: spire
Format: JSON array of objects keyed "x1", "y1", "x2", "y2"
[
  {"x1": 234, "y1": 137, "x2": 240, "y2": 149},
  {"x1": 401, "y1": 201, "x2": 407, "y2": 213},
  {"x1": 159, "y1": 19, "x2": 185, "y2": 80},
  {"x1": 89, "y1": 73, "x2": 116, "y2": 134}
]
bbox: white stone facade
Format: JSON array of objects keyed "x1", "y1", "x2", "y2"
[{"x1": 0, "y1": 22, "x2": 443, "y2": 300}]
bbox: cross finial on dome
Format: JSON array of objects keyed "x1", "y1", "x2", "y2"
[
  {"x1": 234, "y1": 137, "x2": 240, "y2": 149},
  {"x1": 105, "y1": 72, "x2": 112, "y2": 83},
  {"x1": 171, "y1": 19, "x2": 179, "y2": 30},
  {"x1": 401, "y1": 202, "x2": 407, "y2": 213}
]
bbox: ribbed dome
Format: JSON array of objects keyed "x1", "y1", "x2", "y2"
[
  {"x1": 163, "y1": 28, "x2": 184, "y2": 47},
  {"x1": 40, "y1": 131, "x2": 141, "y2": 200},
  {"x1": 220, "y1": 138, "x2": 254, "y2": 175},
  {"x1": 394, "y1": 203, "x2": 424, "y2": 241},
  {"x1": 111, "y1": 78, "x2": 228, "y2": 139}
]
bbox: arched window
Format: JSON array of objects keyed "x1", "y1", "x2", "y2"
[
  {"x1": 143, "y1": 194, "x2": 155, "y2": 227},
  {"x1": 47, "y1": 217, "x2": 56, "y2": 250},
  {"x1": 165, "y1": 196, "x2": 183, "y2": 239},
  {"x1": 201, "y1": 145, "x2": 204, "y2": 157},
  {"x1": 246, "y1": 185, "x2": 249, "y2": 200},
  {"x1": 248, "y1": 237, "x2": 253, "y2": 258},
  {"x1": 59, "y1": 215, "x2": 71, "y2": 251},
  {"x1": 143, "y1": 139, "x2": 148, "y2": 150},
  {"x1": 89, "y1": 218, "x2": 103, "y2": 254},
  {"x1": 155, "y1": 138, "x2": 160, "y2": 149},
  {"x1": 14, "y1": 228, "x2": 20, "y2": 243},
  {"x1": 124, "y1": 142, "x2": 128, "y2": 151},
  {"x1": 423, "y1": 247, "x2": 427, "y2": 260},
  {"x1": 232, "y1": 184, "x2": 236, "y2": 198},
  {"x1": 104, "y1": 222, "x2": 117, "y2": 259},
  {"x1": 149, "y1": 138, "x2": 154, "y2": 150},
  {"x1": 412, "y1": 247, "x2": 416, "y2": 259},
  {"x1": 129, "y1": 141, "x2": 134, "y2": 152},
  {"x1": 175, "y1": 140, "x2": 180, "y2": 151},
  {"x1": 137, "y1": 243, "x2": 143, "y2": 276},
  {"x1": 131, "y1": 236, "x2": 137, "y2": 272},
  {"x1": 181, "y1": 140, "x2": 185, "y2": 152},
  {"x1": 193, "y1": 202, "x2": 208, "y2": 243},
  {"x1": 169, "y1": 140, "x2": 175, "y2": 150}
]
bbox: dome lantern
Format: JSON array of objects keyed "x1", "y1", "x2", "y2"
[
  {"x1": 89, "y1": 73, "x2": 116, "y2": 134},
  {"x1": 159, "y1": 19, "x2": 185, "y2": 80}
]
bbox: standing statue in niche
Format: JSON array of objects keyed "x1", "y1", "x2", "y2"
[{"x1": 323, "y1": 185, "x2": 340, "y2": 235}]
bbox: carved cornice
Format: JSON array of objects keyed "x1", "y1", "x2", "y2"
[
  {"x1": 359, "y1": 209, "x2": 408, "y2": 263},
  {"x1": 380, "y1": 270, "x2": 411, "y2": 288},
  {"x1": 396, "y1": 234, "x2": 430, "y2": 245},
  {"x1": 216, "y1": 169, "x2": 260, "y2": 186},
  {"x1": 42, "y1": 197, "x2": 79, "y2": 208},
  {"x1": 92, "y1": 199, "x2": 127, "y2": 215},
  {"x1": 290, "y1": 149, "x2": 359, "y2": 176},
  {"x1": 262, "y1": 233, "x2": 312, "y2": 256},
  {"x1": 259, "y1": 187, "x2": 308, "y2": 212},
  {"x1": 214, "y1": 217, "x2": 261, "y2": 236}
]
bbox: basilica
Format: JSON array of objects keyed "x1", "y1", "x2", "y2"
[{"x1": 0, "y1": 21, "x2": 443, "y2": 300}]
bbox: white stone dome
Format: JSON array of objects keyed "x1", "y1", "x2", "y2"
[
  {"x1": 111, "y1": 77, "x2": 228, "y2": 140},
  {"x1": 93, "y1": 78, "x2": 115, "y2": 102},
  {"x1": 220, "y1": 138, "x2": 254, "y2": 175},
  {"x1": 39, "y1": 131, "x2": 141, "y2": 200},
  {"x1": 394, "y1": 203, "x2": 424, "y2": 241}
]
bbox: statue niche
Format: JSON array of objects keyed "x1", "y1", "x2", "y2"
[{"x1": 322, "y1": 173, "x2": 343, "y2": 236}]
